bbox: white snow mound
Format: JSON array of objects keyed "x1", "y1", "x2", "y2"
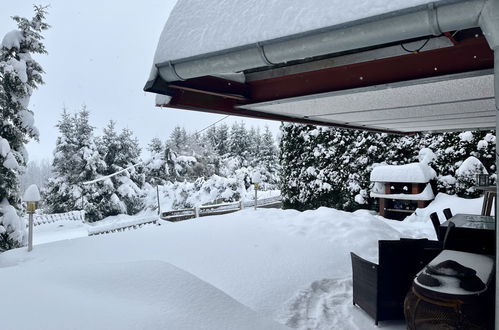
[
  {"x1": 370, "y1": 162, "x2": 436, "y2": 183},
  {"x1": 0, "y1": 260, "x2": 288, "y2": 330}
]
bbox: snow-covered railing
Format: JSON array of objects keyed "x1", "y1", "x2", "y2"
[
  {"x1": 88, "y1": 215, "x2": 159, "y2": 236},
  {"x1": 26, "y1": 210, "x2": 85, "y2": 227},
  {"x1": 161, "y1": 196, "x2": 282, "y2": 222}
]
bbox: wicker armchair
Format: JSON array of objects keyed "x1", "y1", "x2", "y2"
[{"x1": 351, "y1": 239, "x2": 433, "y2": 325}]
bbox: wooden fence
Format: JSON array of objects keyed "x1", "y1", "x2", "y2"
[
  {"x1": 88, "y1": 215, "x2": 160, "y2": 236},
  {"x1": 161, "y1": 196, "x2": 282, "y2": 222},
  {"x1": 25, "y1": 210, "x2": 85, "y2": 227}
]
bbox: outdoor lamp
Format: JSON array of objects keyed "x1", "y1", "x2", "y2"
[
  {"x1": 476, "y1": 174, "x2": 489, "y2": 186},
  {"x1": 251, "y1": 172, "x2": 262, "y2": 210},
  {"x1": 23, "y1": 184, "x2": 40, "y2": 252}
]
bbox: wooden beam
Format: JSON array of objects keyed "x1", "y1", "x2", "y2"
[{"x1": 247, "y1": 37, "x2": 493, "y2": 103}]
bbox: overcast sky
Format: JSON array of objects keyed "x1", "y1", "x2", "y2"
[{"x1": 1, "y1": 1, "x2": 280, "y2": 162}]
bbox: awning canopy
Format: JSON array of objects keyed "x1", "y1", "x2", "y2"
[{"x1": 145, "y1": 0, "x2": 498, "y2": 134}]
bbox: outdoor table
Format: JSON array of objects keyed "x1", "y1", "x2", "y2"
[
  {"x1": 405, "y1": 250, "x2": 495, "y2": 329},
  {"x1": 439, "y1": 214, "x2": 495, "y2": 255}
]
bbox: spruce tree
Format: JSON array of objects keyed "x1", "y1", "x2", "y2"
[
  {"x1": 0, "y1": 6, "x2": 48, "y2": 251},
  {"x1": 215, "y1": 124, "x2": 230, "y2": 155},
  {"x1": 113, "y1": 127, "x2": 145, "y2": 214},
  {"x1": 44, "y1": 110, "x2": 81, "y2": 213},
  {"x1": 45, "y1": 107, "x2": 114, "y2": 222}
]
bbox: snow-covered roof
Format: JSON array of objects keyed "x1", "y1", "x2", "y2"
[
  {"x1": 370, "y1": 163, "x2": 437, "y2": 183},
  {"x1": 146, "y1": 0, "x2": 496, "y2": 134},
  {"x1": 370, "y1": 183, "x2": 434, "y2": 201},
  {"x1": 153, "y1": 0, "x2": 441, "y2": 64}
]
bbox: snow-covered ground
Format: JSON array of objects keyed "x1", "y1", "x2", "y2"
[{"x1": 1, "y1": 193, "x2": 484, "y2": 329}]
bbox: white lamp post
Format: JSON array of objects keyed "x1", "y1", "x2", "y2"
[
  {"x1": 251, "y1": 172, "x2": 262, "y2": 210},
  {"x1": 23, "y1": 184, "x2": 40, "y2": 252}
]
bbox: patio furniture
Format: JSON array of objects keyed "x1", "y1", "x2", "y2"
[
  {"x1": 474, "y1": 186, "x2": 496, "y2": 216},
  {"x1": 443, "y1": 208, "x2": 453, "y2": 220},
  {"x1": 404, "y1": 250, "x2": 495, "y2": 329},
  {"x1": 481, "y1": 190, "x2": 496, "y2": 216},
  {"x1": 439, "y1": 214, "x2": 495, "y2": 255},
  {"x1": 430, "y1": 212, "x2": 457, "y2": 247},
  {"x1": 430, "y1": 212, "x2": 441, "y2": 240},
  {"x1": 350, "y1": 239, "x2": 430, "y2": 325}
]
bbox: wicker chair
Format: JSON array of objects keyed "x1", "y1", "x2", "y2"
[{"x1": 351, "y1": 239, "x2": 431, "y2": 325}]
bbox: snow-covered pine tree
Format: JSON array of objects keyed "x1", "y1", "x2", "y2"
[
  {"x1": 74, "y1": 108, "x2": 119, "y2": 221},
  {"x1": 215, "y1": 123, "x2": 230, "y2": 156},
  {"x1": 113, "y1": 127, "x2": 145, "y2": 214},
  {"x1": 44, "y1": 110, "x2": 80, "y2": 213},
  {"x1": 256, "y1": 126, "x2": 279, "y2": 186},
  {"x1": 167, "y1": 125, "x2": 188, "y2": 154},
  {"x1": 20, "y1": 158, "x2": 52, "y2": 193},
  {"x1": 45, "y1": 107, "x2": 114, "y2": 222},
  {"x1": 0, "y1": 6, "x2": 48, "y2": 251},
  {"x1": 145, "y1": 137, "x2": 166, "y2": 185},
  {"x1": 229, "y1": 122, "x2": 251, "y2": 162}
]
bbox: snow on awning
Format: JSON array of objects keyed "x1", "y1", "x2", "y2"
[
  {"x1": 370, "y1": 163, "x2": 437, "y2": 183},
  {"x1": 152, "y1": 0, "x2": 440, "y2": 64},
  {"x1": 145, "y1": 0, "x2": 495, "y2": 134}
]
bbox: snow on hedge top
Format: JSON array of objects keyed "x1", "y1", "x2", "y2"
[
  {"x1": 370, "y1": 163, "x2": 436, "y2": 183},
  {"x1": 456, "y1": 156, "x2": 488, "y2": 176},
  {"x1": 23, "y1": 184, "x2": 41, "y2": 202},
  {"x1": 154, "y1": 0, "x2": 440, "y2": 63}
]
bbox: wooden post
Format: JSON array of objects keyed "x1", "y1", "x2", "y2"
[
  {"x1": 239, "y1": 200, "x2": 244, "y2": 210},
  {"x1": 156, "y1": 186, "x2": 161, "y2": 216},
  {"x1": 254, "y1": 184, "x2": 259, "y2": 210},
  {"x1": 28, "y1": 213, "x2": 34, "y2": 252},
  {"x1": 194, "y1": 206, "x2": 200, "y2": 218},
  {"x1": 379, "y1": 183, "x2": 390, "y2": 217}
]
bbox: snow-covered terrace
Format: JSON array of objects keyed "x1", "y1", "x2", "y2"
[{"x1": 144, "y1": 0, "x2": 499, "y2": 326}]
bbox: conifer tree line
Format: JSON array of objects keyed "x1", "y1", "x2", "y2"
[
  {"x1": 279, "y1": 124, "x2": 495, "y2": 212},
  {"x1": 0, "y1": 7, "x2": 48, "y2": 252},
  {"x1": 43, "y1": 110, "x2": 279, "y2": 222}
]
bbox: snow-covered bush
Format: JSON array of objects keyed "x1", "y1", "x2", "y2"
[
  {"x1": 143, "y1": 175, "x2": 247, "y2": 212},
  {"x1": 454, "y1": 156, "x2": 488, "y2": 197}
]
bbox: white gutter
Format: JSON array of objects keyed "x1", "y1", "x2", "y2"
[{"x1": 149, "y1": 0, "x2": 490, "y2": 84}]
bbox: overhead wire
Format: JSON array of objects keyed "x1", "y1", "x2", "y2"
[{"x1": 194, "y1": 115, "x2": 231, "y2": 135}]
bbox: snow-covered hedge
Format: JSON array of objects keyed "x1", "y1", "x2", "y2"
[{"x1": 280, "y1": 124, "x2": 495, "y2": 211}]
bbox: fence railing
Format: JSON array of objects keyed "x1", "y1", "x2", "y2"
[
  {"x1": 88, "y1": 215, "x2": 160, "y2": 236},
  {"x1": 25, "y1": 210, "x2": 85, "y2": 227},
  {"x1": 161, "y1": 196, "x2": 282, "y2": 222}
]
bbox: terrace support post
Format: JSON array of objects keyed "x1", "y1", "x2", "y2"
[
  {"x1": 495, "y1": 49, "x2": 499, "y2": 330},
  {"x1": 478, "y1": 0, "x2": 499, "y2": 327}
]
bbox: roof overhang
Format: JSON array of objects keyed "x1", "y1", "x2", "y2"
[
  {"x1": 145, "y1": 0, "x2": 499, "y2": 134},
  {"x1": 147, "y1": 34, "x2": 494, "y2": 134}
]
